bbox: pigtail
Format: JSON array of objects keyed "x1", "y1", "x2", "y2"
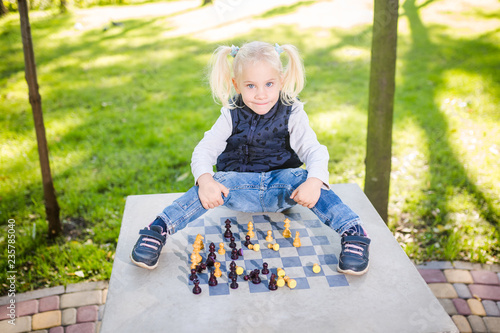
[
  {"x1": 209, "y1": 45, "x2": 234, "y2": 109},
  {"x1": 280, "y1": 44, "x2": 305, "y2": 105}
]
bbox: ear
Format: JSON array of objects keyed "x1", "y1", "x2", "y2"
[{"x1": 232, "y1": 78, "x2": 241, "y2": 94}]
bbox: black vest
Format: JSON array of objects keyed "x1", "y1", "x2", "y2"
[{"x1": 216, "y1": 97, "x2": 302, "y2": 173}]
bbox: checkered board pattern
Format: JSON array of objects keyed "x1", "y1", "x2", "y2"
[{"x1": 185, "y1": 213, "x2": 349, "y2": 296}]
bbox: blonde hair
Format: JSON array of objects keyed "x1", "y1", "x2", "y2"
[{"x1": 209, "y1": 41, "x2": 305, "y2": 109}]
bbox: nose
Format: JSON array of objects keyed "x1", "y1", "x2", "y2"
[{"x1": 255, "y1": 87, "x2": 267, "y2": 100}]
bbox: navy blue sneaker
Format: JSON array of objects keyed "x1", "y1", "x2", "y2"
[
  {"x1": 337, "y1": 225, "x2": 370, "y2": 275},
  {"x1": 130, "y1": 226, "x2": 167, "y2": 270}
]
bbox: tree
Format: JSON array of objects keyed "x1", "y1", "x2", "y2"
[
  {"x1": 364, "y1": 0, "x2": 399, "y2": 223},
  {"x1": 0, "y1": 0, "x2": 8, "y2": 17},
  {"x1": 60, "y1": 0, "x2": 68, "y2": 13},
  {"x1": 18, "y1": 0, "x2": 62, "y2": 237}
]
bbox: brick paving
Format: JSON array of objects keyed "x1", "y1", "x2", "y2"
[
  {"x1": 0, "y1": 281, "x2": 107, "y2": 333},
  {"x1": 1, "y1": 262, "x2": 499, "y2": 332},
  {"x1": 417, "y1": 261, "x2": 500, "y2": 332}
]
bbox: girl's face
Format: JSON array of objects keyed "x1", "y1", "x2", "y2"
[{"x1": 232, "y1": 60, "x2": 283, "y2": 115}]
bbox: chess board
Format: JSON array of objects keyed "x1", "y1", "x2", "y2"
[
  {"x1": 186, "y1": 213, "x2": 349, "y2": 296},
  {"x1": 101, "y1": 185, "x2": 458, "y2": 333}
]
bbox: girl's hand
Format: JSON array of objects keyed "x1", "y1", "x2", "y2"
[
  {"x1": 290, "y1": 177, "x2": 323, "y2": 208},
  {"x1": 197, "y1": 173, "x2": 229, "y2": 209}
]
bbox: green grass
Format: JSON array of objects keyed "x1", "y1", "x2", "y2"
[{"x1": 1, "y1": 0, "x2": 499, "y2": 295}]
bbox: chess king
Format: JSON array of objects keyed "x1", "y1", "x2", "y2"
[{"x1": 131, "y1": 41, "x2": 370, "y2": 276}]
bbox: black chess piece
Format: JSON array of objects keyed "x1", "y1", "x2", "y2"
[
  {"x1": 231, "y1": 247, "x2": 239, "y2": 260},
  {"x1": 228, "y1": 262, "x2": 237, "y2": 280},
  {"x1": 244, "y1": 235, "x2": 252, "y2": 247},
  {"x1": 196, "y1": 262, "x2": 207, "y2": 274},
  {"x1": 208, "y1": 269, "x2": 218, "y2": 287},
  {"x1": 206, "y1": 243, "x2": 216, "y2": 267},
  {"x1": 230, "y1": 276, "x2": 239, "y2": 289},
  {"x1": 224, "y1": 219, "x2": 232, "y2": 239},
  {"x1": 268, "y1": 273, "x2": 277, "y2": 291},
  {"x1": 192, "y1": 279, "x2": 202, "y2": 294},
  {"x1": 229, "y1": 236, "x2": 236, "y2": 249},
  {"x1": 261, "y1": 262, "x2": 269, "y2": 275},
  {"x1": 251, "y1": 269, "x2": 261, "y2": 284},
  {"x1": 228, "y1": 261, "x2": 237, "y2": 279},
  {"x1": 206, "y1": 255, "x2": 214, "y2": 267},
  {"x1": 189, "y1": 268, "x2": 197, "y2": 281}
]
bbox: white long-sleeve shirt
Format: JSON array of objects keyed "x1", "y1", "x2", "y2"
[{"x1": 191, "y1": 101, "x2": 330, "y2": 188}]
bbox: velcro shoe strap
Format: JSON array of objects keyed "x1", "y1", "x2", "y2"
[
  {"x1": 342, "y1": 235, "x2": 371, "y2": 246},
  {"x1": 139, "y1": 228, "x2": 166, "y2": 244}
]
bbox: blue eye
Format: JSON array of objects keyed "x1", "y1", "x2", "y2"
[
  {"x1": 266, "y1": 82, "x2": 274, "y2": 87},
  {"x1": 247, "y1": 84, "x2": 255, "y2": 89}
]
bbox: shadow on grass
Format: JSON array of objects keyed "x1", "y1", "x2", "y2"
[{"x1": 398, "y1": 0, "x2": 499, "y2": 260}]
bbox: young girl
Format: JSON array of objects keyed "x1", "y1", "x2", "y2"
[{"x1": 131, "y1": 41, "x2": 370, "y2": 275}]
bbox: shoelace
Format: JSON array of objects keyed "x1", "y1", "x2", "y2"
[
  {"x1": 139, "y1": 226, "x2": 166, "y2": 250},
  {"x1": 140, "y1": 237, "x2": 161, "y2": 250},
  {"x1": 344, "y1": 243, "x2": 365, "y2": 256}
]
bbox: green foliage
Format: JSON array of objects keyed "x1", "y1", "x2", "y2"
[
  {"x1": 1, "y1": 0, "x2": 499, "y2": 295},
  {"x1": 0, "y1": 0, "x2": 179, "y2": 13}
]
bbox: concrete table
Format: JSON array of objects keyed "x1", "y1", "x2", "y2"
[{"x1": 101, "y1": 184, "x2": 458, "y2": 333}]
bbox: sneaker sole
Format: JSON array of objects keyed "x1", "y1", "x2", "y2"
[
  {"x1": 337, "y1": 263, "x2": 369, "y2": 276},
  {"x1": 130, "y1": 253, "x2": 159, "y2": 270}
]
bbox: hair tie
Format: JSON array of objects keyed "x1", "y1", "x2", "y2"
[
  {"x1": 275, "y1": 43, "x2": 284, "y2": 55},
  {"x1": 230, "y1": 45, "x2": 239, "y2": 58}
]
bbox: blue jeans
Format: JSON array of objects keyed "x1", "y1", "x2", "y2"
[{"x1": 158, "y1": 168, "x2": 361, "y2": 235}]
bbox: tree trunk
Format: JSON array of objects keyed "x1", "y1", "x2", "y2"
[
  {"x1": 60, "y1": 0, "x2": 67, "y2": 13},
  {"x1": 364, "y1": 0, "x2": 399, "y2": 223},
  {"x1": 18, "y1": 0, "x2": 62, "y2": 238},
  {"x1": 0, "y1": 0, "x2": 8, "y2": 17}
]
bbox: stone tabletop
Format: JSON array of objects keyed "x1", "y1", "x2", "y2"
[{"x1": 100, "y1": 184, "x2": 457, "y2": 333}]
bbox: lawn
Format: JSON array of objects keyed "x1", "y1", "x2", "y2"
[{"x1": 1, "y1": 0, "x2": 499, "y2": 295}]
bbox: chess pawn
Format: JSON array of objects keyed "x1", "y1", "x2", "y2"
[
  {"x1": 214, "y1": 262, "x2": 222, "y2": 278},
  {"x1": 192, "y1": 279, "x2": 202, "y2": 295},
  {"x1": 261, "y1": 262, "x2": 269, "y2": 275},
  {"x1": 284, "y1": 276, "x2": 297, "y2": 289},
  {"x1": 218, "y1": 242, "x2": 226, "y2": 255},
  {"x1": 189, "y1": 268, "x2": 197, "y2": 281},
  {"x1": 265, "y1": 230, "x2": 273, "y2": 242},
  {"x1": 244, "y1": 235, "x2": 253, "y2": 248},
  {"x1": 230, "y1": 276, "x2": 239, "y2": 289},
  {"x1": 293, "y1": 231, "x2": 301, "y2": 248},
  {"x1": 231, "y1": 247, "x2": 239, "y2": 260},
  {"x1": 229, "y1": 236, "x2": 236, "y2": 249},
  {"x1": 267, "y1": 243, "x2": 280, "y2": 251},
  {"x1": 247, "y1": 221, "x2": 255, "y2": 238},
  {"x1": 283, "y1": 219, "x2": 291, "y2": 238},
  {"x1": 209, "y1": 269, "x2": 218, "y2": 287}
]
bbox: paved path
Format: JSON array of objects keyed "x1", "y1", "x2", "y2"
[
  {"x1": 1, "y1": 261, "x2": 499, "y2": 332},
  {"x1": 415, "y1": 261, "x2": 500, "y2": 333}
]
